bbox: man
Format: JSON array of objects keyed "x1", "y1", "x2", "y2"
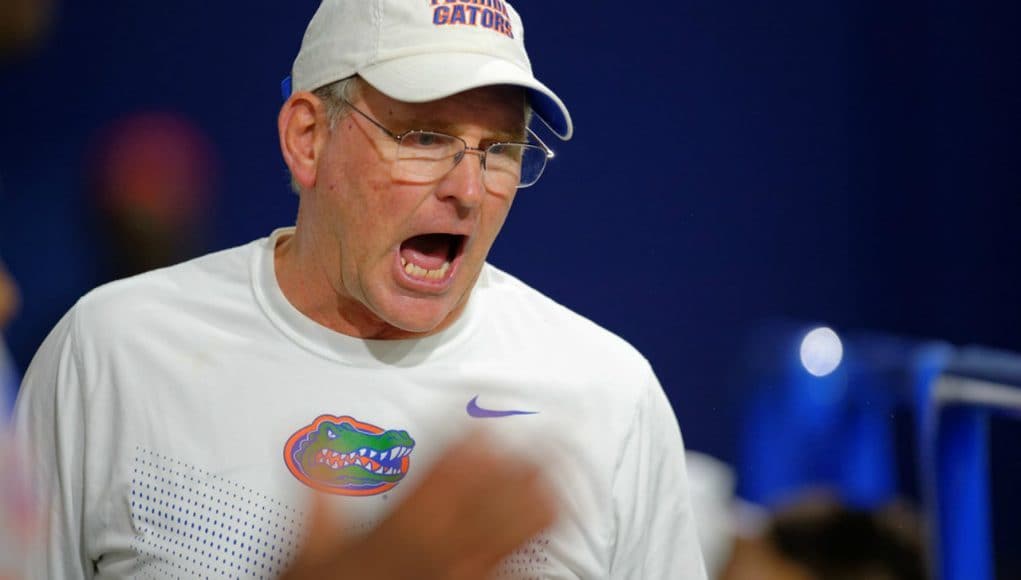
[
  {"x1": 721, "y1": 498, "x2": 925, "y2": 580},
  {"x1": 14, "y1": 0, "x2": 706, "y2": 578}
]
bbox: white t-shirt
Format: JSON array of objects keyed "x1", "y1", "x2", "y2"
[{"x1": 13, "y1": 228, "x2": 706, "y2": 579}]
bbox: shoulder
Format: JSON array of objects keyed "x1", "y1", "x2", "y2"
[
  {"x1": 17, "y1": 239, "x2": 264, "y2": 417},
  {"x1": 70, "y1": 240, "x2": 260, "y2": 337}
]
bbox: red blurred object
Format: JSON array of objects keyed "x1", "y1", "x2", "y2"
[
  {"x1": 86, "y1": 112, "x2": 219, "y2": 278},
  {"x1": 90, "y1": 112, "x2": 216, "y2": 228}
]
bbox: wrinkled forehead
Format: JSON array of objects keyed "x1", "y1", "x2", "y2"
[{"x1": 360, "y1": 81, "x2": 529, "y2": 140}]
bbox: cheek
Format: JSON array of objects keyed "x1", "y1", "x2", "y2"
[
  {"x1": 337, "y1": 184, "x2": 420, "y2": 283},
  {"x1": 321, "y1": 161, "x2": 393, "y2": 244},
  {"x1": 480, "y1": 195, "x2": 515, "y2": 242}
]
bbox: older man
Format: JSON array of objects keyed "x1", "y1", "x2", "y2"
[{"x1": 14, "y1": 1, "x2": 706, "y2": 578}]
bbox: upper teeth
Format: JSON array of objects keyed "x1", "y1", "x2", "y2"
[{"x1": 401, "y1": 257, "x2": 451, "y2": 280}]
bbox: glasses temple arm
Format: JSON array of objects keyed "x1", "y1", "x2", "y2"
[{"x1": 527, "y1": 127, "x2": 555, "y2": 160}]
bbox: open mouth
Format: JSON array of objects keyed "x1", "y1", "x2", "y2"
[{"x1": 398, "y1": 233, "x2": 466, "y2": 282}]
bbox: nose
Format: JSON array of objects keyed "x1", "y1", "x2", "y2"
[{"x1": 436, "y1": 149, "x2": 486, "y2": 210}]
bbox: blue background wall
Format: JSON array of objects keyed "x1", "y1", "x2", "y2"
[{"x1": 1, "y1": 0, "x2": 1019, "y2": 468}]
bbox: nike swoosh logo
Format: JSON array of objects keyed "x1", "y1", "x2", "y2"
[{"x1": 466, "y1": 396, "x2": 538, "y2": 418}]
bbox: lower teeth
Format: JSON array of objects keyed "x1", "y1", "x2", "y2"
[{"x1": 402, "y1": 259, "x2": 450, "y2": 279}]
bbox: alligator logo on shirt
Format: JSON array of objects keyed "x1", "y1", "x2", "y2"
[{"x1": 284, "y1": 415, "x2": 415, "y2": 496}]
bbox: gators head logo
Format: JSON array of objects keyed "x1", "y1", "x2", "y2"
[{"x1": 284, "y1": 415, "x2": 415, "y2": 496}]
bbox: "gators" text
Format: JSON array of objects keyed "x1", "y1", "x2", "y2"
[{"x1": 431, "y1": 0, "x2": 514, "y2": 39}]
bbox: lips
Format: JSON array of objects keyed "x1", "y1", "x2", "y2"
[{"x1": 397, "y1": 233, "x2": 466, "y2": 286}]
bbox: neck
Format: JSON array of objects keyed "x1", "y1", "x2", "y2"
[{"x1": 273, "y1": 225, "x2": 390, "y2": 340}]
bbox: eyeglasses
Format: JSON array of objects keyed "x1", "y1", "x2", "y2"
[{"x1": 339, "y1": 98, "x2": 555, "y2": 194}]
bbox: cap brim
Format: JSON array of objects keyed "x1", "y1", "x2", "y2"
[{"x1": 359, "y1": 52, "x2": 573, "y2": 140}]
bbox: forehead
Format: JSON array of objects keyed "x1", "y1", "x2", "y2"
[{"x1": 358, "y1": 83, "x2": 527, "y2": 141}]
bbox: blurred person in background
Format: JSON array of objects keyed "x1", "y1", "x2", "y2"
[
  {"x1": 686, "y1": 450, "x2": 743, "y2": 578},
  {"x1": 0, "y1": 420, "x2": 34, "y2": 580},
  {"x1": 0, "y1": 260, "x2": 19, "y2": 412},
  {"x1": 0, "y1": 1, "x2": 54, "y2": 577},
  {"x1": 1, "y1": 0, "x2": 55, "y2": 405},
  {"x1": 721, "y1": 497, "x2": 926, "y2": 580},
  {"x1": 685, "y1": 451, "x2": 926, "y2": 580},
  {"x1": 12, "y1": 1, "x2": 707, "y2": 579},
  {"x1": 86, "y1": 112, "x2": 218, "y2": 280},
  {"x1": 0, "y1": 257, "x2": 21, "y2": 568}
]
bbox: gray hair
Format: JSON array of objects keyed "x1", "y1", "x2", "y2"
[
  {"x1": 288, "y1": 76, "x2": 363, "y2": 195},
  {"x1": 313, "y1": 76, "x2": 364, "y2": 130}
]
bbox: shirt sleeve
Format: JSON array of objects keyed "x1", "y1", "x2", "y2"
[
  {"x1": 12, "y1": 308, "x2": 93, "y2": 579},
  {"x1": 609, "y1": 369, "x2": 707, "y2": 579}
]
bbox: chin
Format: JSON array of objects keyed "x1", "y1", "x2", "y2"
[{"x1": 376, "y1": 299, "x2": 459, "y2": 337}]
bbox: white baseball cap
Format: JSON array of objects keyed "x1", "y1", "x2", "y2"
[{"x1": 290, "y1": 0, "x2": 573, "y2": 140}]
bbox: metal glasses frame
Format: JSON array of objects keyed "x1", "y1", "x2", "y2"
[{"x1": 337, "y1": 98, "x2": 555, "y2": 189}]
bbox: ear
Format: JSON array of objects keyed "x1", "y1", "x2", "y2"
[{"x1": 278, "y1": 92, "x2": 327, "y2": 192}]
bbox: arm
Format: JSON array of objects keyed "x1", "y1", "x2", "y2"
[
  {"x1": 12, "y1": 309, "x2": 92, "y2": 579},
  {"x1": 609, "y1": 369, "x2": 707, "y2": 579}
]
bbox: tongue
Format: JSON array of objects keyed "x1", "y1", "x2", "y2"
[{"x1": 400, "y1": 234, "x2": 453, "y2": 271}]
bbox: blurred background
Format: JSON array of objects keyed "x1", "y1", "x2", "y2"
[{"x1": 1, "y1": 0, "x2": 1019, "y2": 578}]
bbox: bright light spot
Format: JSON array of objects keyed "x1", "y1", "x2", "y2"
[{"x1": 800, "y1": 327, "x2": 843, "y2": 377}]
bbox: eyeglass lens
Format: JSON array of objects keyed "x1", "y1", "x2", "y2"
[{"x1": 394, "y1": 131, "x2": 548, "y2": 193}]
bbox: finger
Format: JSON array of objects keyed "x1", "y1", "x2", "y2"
[
  {"x1": 280, "y1": 492, "x2": 348, "y2": 579},
  {"x1": 431, "y1": 459, "x2": 559, "y2": 580},
  {"x1": 394, "y1": 438, "x2": 558, "y2": 574},
  {"x1": 452, "y1": 460, "x2": 558, "y2": 560},
  {"x1": 350, "y1": 434, "x2": 560, "y2": 579}
]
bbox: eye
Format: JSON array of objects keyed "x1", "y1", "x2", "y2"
[
  {"x1": 326, "y1": 429, "x2": 337, "y2": 439},
  {"x1": 487, "y1": 143, "x2": 524, "y2": 163},
  {"x1": 402, "y1": 131, "x2": 450, "y2": 149}
]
